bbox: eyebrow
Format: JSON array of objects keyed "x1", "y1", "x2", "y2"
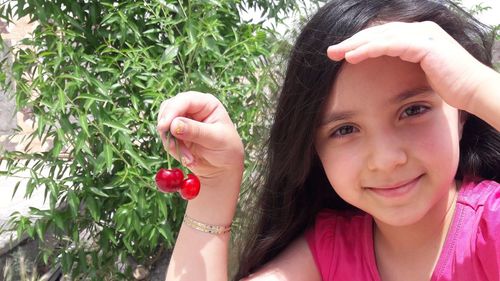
[
  {"x1": 390, "y1": 87, "x2": 433, "y2": 104},
  {"x1": 320, "y1": 111, "x2": 356, "y2": 126},
  {"x1": 320, "y1": 87, "x2": 434, "y2": 126}
]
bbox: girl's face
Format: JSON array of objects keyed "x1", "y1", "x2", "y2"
[{"x1": 314, "y1": 57, "x2": 462, "y2": 226}]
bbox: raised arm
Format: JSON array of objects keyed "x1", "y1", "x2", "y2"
[
  {"x1": 466, "y1": 68, "x2": 500, "y2": 131},
  {"x1": 241, "y1": 235, "x2": 321, "y2": 281},
  {"x1": 157, "y1": 91, "x2": 244, "y2": 281},
  {"x1": 327, "y1": 21, "x2": 500, "y2": 131}
]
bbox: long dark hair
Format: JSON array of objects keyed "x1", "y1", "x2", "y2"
[{"x1": 234, "y1": 0, "x2": 499, "y2": 279}]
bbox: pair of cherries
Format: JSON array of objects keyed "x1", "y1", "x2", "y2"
[
  {"x1": 155, "y1": 168, "x2": 200, "y2": 200},
  {"x1": 155, "y1": 132, "x2": 200, "y2": 200}
]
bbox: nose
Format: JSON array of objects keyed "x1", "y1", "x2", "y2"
[{"x1": 366, "y1": 130, "x2": 408, "y2": 172}]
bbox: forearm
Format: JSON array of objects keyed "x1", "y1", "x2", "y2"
[
  {"x1": 165, "y1": 171, "x2": 242, "y2": 281},
  {"x1": 467, "y1": 67, "x2": 500, "y2": 131}
]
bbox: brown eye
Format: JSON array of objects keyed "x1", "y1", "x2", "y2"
[
  {"x1": 401, "y1": 105, "x2": 430, "y2": 118},
  {"x1": 332, "y1": 125, "x2": 358, "y2": 138}
]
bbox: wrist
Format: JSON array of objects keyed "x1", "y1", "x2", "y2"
[
  {"x1": 468, "y1": 69, "x2": 500, "y2": 112},
  {"x1": 185, "y1": 168, "x2": 243, "y2": 226},
  {"x1": 466, "y1": 68, "x2": 500, "y2": 130}
]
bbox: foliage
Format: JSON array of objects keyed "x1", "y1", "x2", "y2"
[
  {"x1": 0, "y1": 0, "x2": 293, "y2": 279},
  {"x1": 452, "y1": 0, "x2": 500, "y2": 40}
]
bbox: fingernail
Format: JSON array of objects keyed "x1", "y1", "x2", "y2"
[
  {"x1": 174, "y1": 120, "x2": 185, "y2": 135},
  {"x1": 181, "y1": 156, "x2": 193, "y2": 167}
]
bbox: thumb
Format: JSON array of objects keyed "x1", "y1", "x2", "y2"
[{"x1": 170, "y1": 117, "x2": 224, "y2": 149}]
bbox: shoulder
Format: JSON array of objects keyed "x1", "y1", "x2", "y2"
[
  {"x1": 305, "y1": 209, "x2": 371, "y2": 279},
  {"x1": 458, "y1": 178, "x2": 499, "y2": 211},
  {"x1": 242, "y1": 235, "x2": 321, "y2": 281},
  {"x1": 456, "y1": 179, "x2": 500, "y2": 280},
  {"x1": 457, "y1": 178, "x2": 499, "y2": 238},
  {"x1": 306, "y1": 209, "x2": 367, "y2": 244}
]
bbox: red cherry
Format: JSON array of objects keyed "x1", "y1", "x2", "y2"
[
  {"x1": 179, "y1": 174, "x2": 200, "y2": 200},
  {"x1": 155, "y1": 168, "x2": 184, "y2": 193}
]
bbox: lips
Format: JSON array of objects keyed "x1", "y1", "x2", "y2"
[{"x1": 366, "y1": 175, "x2": 423, "y2": 198}]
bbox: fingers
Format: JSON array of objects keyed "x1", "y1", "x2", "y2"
[
  {"x1": 156, "y1": 91, "x2": 224, "y2": 148},
  {"x1": 327, "y1": 23, "x2": 384, "y2": 61},
  {"x1": 166, "y1": 117, "x2": 232, "y2": 168},
  {"x1": 170, "y1": 117, "x2": 228, "y2": 150},
  {"x1": 156, "y1": 91, "x2": 243, "y2": 172},
  {"x1": 327, "y1": 21, "x2": 442, "y2": 64},
  {"x1": 163, "y1": 134, "x2": 195, "y2": 167},
  {"x1": 157, "y1": 91, "x2": 222, "y2": 131},
  {"x1": 343, "y1": 37, "x2": 430, "y2": 64}
]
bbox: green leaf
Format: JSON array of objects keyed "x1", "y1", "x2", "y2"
[
  {"x1": 86, "y1": 196, "x2": 100, "y2": 222},
  {"x1": 79, "y1": 115, "x2": 90, "y2": 136},
  {"x1": 52, "y1": 141, "x2": 63, "y2": 158},
  {"x1": 132, "y1": 212, "x2": 141, "y2": 232},
  {"x1": 89, "y1": 186, "x2": 109, "y2": 198},
  {"x1": 11, "y1": 181, "x2": 21, "y2": 199},
  {"x1": 102, "y1": 120, "x2": 131, "y2": 133},
  {"x1": 103, "y1": 228, "x2": 118, "y2": 245},
  {"x1": 197, "y1": 71, "x2": 215, "y2": 88},
  {"x1": 103, "y1": 144, "x2": 113, "y2": 172},
  {"x1": 61, "y1": 252, "x2": 73, "y2": 273},
  {"x1": 74, "y1": 131, "x2": 88, "y2": 154},
  {"x1": 156, "y1": 195, "x2": 168, "y2": 219},
  {"x1": 150, "y1": 227, "x2": 159, "y2": 246},
  {"x1": 76, "y1": 93, "x2": 111, "y2": 103},
  {"x1": 68, "y1": 190, "x2": 80, "y2": 218},
  {"x1": 124, "y1": 148, "x2": 148, "y2": 169},
  {"x1": 35, "y1": 221, "x2": 47, "y2": 241},
  {"x1": 78, "y1": 249, "x2": 87, "y2": 273},
  {"x1": 161, "y1": 45, "x2": 178, "y2": 64},
  {"x1": 158, "y1": 225, "x2": 173, "y2": 241},
  {"x1": 53, "y1": 211, "x2": 65, "y2": 231},
  {"x1": 57, "y1": 88, "x2": 66, "y2": 111},
  {"x1": 42, "y1": 251, "x2": 50, "y2": 265}
]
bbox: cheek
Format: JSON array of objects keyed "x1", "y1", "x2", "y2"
[
  {"x1": 317, "y1": 144, "x2": 364, "y2": 195},
  {"x1": 409, "y1": 108, "x2": 461, "y2": 167}
]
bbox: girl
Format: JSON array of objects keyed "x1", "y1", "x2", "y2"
[{"x1": 157, "y1": 0, "x2": 500, "y2": 280}]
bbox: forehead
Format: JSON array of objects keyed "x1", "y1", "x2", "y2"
[{"x1": 328, "y1": 57, "x2": 429, "y2": 108}]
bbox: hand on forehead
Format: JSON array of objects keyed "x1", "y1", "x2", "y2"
[{"x1": 326, "y1": 21, "x2": 489, "y2": 111}]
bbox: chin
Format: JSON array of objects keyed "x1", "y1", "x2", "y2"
[{"x1": 374, "y1": 207, "x2": 428, "y2": 227}]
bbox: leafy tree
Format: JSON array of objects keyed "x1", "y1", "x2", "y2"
[
  {"x1": 452, "y1": 0, "x2": 500, "y2": 39},
  {"x1": 0, "y1": 0, "x2": 305, "y2": 279}
]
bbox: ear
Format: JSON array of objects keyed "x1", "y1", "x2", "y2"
[{"x1": 458, "y1": 110, "x2": 468, "y2": 140}]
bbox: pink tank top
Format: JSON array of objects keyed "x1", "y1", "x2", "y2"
[{"x1": 305, "y1": 179, "x2": 500, "y2": 281}]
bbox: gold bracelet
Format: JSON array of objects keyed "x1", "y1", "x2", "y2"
[{"x1": 183, "y1": 214, "x2": 232, "y2": 235}]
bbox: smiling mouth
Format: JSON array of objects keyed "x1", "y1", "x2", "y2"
[{"x1": 366, "y1": 175, "x2": 423, "y2": 198}]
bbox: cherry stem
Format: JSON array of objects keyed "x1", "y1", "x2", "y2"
[
  {"x1": 166, "y1": 132, "x2": 172, "y2": 169},
  {"x1": 166, "y1": 130, "x2": 187, "y2": 174},
  {"x1": 174, "y1": 132, "x2": 185, "y2": 174}
]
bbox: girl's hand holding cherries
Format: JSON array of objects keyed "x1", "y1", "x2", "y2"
[{"x1": 155, "y1": 91, "x2": 244, "y2": 202}]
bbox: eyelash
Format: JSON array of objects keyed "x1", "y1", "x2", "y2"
[
  {"x1": 331, "y1": 124, "x2": 358, "y2": 138},
  {"x1": 400, "y1": 104, "x2": 430, "y2": 119},
  {"x1": 330, "y1": 105, "x2": 430, "y2": 138}
]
